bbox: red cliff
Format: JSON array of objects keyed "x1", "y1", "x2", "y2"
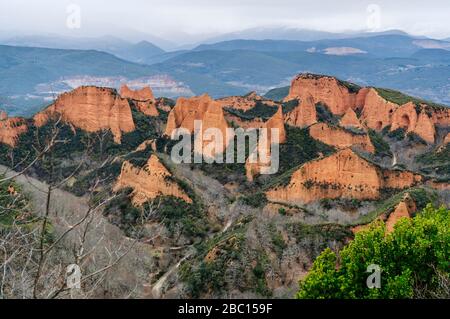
[
  {"x1": 266, "y1": 148, "x2": 422, "y2": 204},
  {"x1": 284, "y1": 74, "x2": 367, "y2": 115},
  {"x1": 285, "y1": 94, "x2": 317, "y2": 127},
  {"x1": 0, "y1": 115, "x2": 28, "y2": 147},
  {"x1": 114, "y1": 154, "x2": 192, "y2": 206},
  {"x1": 309, "y1": 123, "x2": 375, "y2": 153},
  {"x1": 34, "y1": 86, "x2": 136, "y2": 144}
]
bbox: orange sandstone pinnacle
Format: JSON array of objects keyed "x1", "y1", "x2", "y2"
[{"x1": 114, "y1": 154, "x2": 192, "y2": 206}]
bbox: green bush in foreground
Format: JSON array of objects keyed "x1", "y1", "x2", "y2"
[{"x1": 297, "y1": 204, "x2": 449, "y2": 299}]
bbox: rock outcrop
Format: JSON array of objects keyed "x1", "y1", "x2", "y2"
[
  {"x1": 339, "y1": 107, "x2": 363, "y2": 129},
  {"x1": 245, "y1": 106, "x2": 286, "y2": 181},
  {"x1": 0, "y1": 115, "x2": 28, "y2": 147},
  {"x1": 34, "y1": 86, "x2": 135, "y2": 144},
  {"x1": 282, "y1": 74, "x2": 448, "y2": 145},
  {"x1": 359, "y1": 88, "x2": 397, "y2": 131},
  {"x1": 389, "y1": 102, "x2": 436, "y2": 143},
  {"x1": 165, "y1": 94, "x2": 232, "y2": 156},
  {"x1": 385, "y1": 193, "x2": 417, "y2": 233},
  {"x1": 120, "y1": 85, "x2": 155, "y2": 101},
  {"x1": 284, "y1": 74, "x2": 367, "y2": 115},
  {"x1": 216, "y1": 92, "x2": 277, "y2": 111},
  {"x1": 114, "y1": 154, "x2": 192, "y2": 206},
  {"x1": 120, "y1": 85, "x2": 159, "y2": 117},
  {"x1": 309, "y1": 123, "x2": 375, "y2": 153},
  {"x1": 266, "y1": 148, "x2": 422, "y2": 204},
  {"x1": 285, "y1": 94, "x2": 317, "y2": 127}
]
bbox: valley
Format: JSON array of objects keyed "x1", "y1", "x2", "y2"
[{"x1": 0, "y1": 74, "x2": 448, "y2": 298}]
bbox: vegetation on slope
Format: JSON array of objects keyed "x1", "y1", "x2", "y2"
[{"x1": 297, "y1": 204, "x2": 449, "y2": 299}]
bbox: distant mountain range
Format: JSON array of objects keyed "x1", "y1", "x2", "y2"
[
  {"x1": 1, "y1": 30, "x2": 450, "y2": 116},
  {"x1": 1, "y1": 35, "x2": 166, "y2": 64}
]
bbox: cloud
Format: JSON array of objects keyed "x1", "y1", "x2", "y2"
[{"x1": 1, "y1": 0, "x2": 449, "y2": 42}]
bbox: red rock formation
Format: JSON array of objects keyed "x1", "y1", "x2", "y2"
[
  {"x1": 265, "y1": 148, "x2": 421, "y2": 204},
  {"x1": 216, "y1": 92, "x2": 277, "y2": 111},
  {"x1": 385, "y1": 194, "x2": 416, "y2": 233},
  {"x1": 309, "y1": 123, "x2": 375, "y2": 153},
  {"x1": 285, "y1": 94, "x2": 317, "y2": 127},
  {"x1": 0, "y1": 116, "x2": 28, "y2": 147},
  {"x1": 360, "y1": 88, "x2": 397, "y2": 131},
  {"x1": 413, "y1": 110, "x2": 436, "y2": 144},
  {"x1": 284, "y1": 74, "x2": 365, "y2": 115},
  {"x1": 383, "y1": 170, "x2": 422, "y2": 189},
  {"x1": 164, "y1": 94, "x2": 232, "y2": 156},
  {"x1": 245, "y1": 106, "x2": 286, "y2": 181},
  {"x1": 389, "y1": 102, "x2": 436, "y2": 143},
  {"x1": 282, "y1": 74, "x2": 446, "y2": 145},
  {"x1": 339, "y1": 107, "x2": 363, "y2": 129},
  {"x1": 114, "y1": 154, "x2": 192, "y2": 206},
  {"x1": 120, "y1": 85, "x2": 159, "y2": 117},
  {"x1": 34, "y1": 86, "x2": 135, "y2": 144},
  {"x1": 120, "y1": 85, "x2": 155, "y2": 101},
  {"x1": 135, "y1": 101, "x2": 159, "y2": 117},
  {"x1": 0, "y1": 111, "x2": 7, "y2": 121}
]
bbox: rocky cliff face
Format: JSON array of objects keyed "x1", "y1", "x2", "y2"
[
  {"x1": 0, "y1": 115, "x2": 28, "y2": 147},
  {"x1": 339, "y1": 107, "x2": 363, "y2": 129},
  {"x1": 266, "y1": 148, "x2": 421, "y2": 204},
  {"x1": 120, "y1": 85, "x2": 159, "y2": 117},
  {"x1": 34, "y1": 86, "x2": 136, "y2": 144},
  {"x1": 359, "y1": 88, "x2": 397, "y2": 131},
  {"x1": 165, "y1": 94, "x2": 232, "y2": 156},
  {"x1": 285, "y1": 94, "x2": 317, "y2": 127},
  {"x1": 309, "y1": 123, "x2": 375, "y2": 153},
  {"x1": 285, "y1": 75, "x2": 445, "y2": 144},
  {"x1": 245, "y1": 106, "x2": 286, "y2": 181},
  {"x1": 390, "y1": 102, "x2": 436, "y2": 143},
  {"x1": 120, "y1": 85, "x2": 155, "y2": 102},
  {"x1": 114, "y1": 154, "x2": 192, "y2": 206},
  {"x1": 284, "y1": 74, "x2": 367, "y2": 115}
]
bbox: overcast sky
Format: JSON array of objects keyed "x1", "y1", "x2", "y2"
[{"x1": 1, "y1": 0, "x2": 449, "y2": 42}]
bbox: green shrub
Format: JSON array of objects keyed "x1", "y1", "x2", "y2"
[{"x1": 297, "y1": 204, "x2": 449, "y2": 299}]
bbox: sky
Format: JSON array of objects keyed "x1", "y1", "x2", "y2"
[{"x1": 1, "y1": 0, "x2": 449, "y2": 44}]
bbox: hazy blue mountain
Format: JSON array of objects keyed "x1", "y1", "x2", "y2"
[
  {"x1": 202, "y1": 27, "x2": 415, "y2": 43},
  {"x1": 151, "y1": 47, "x2": 450, "y2": 104},
  {"x1": 0, "y1": 45, "x2": 161, "y2": 115},
  {"x1": 1, "y1": 35, "x2": 166, "y2": 64},
  {"x1": 194, "y1": 35, "x2": 449, "y2": 57},
  {"x1": 411, "y1": 48, "x2": 450, "y2": 61}
]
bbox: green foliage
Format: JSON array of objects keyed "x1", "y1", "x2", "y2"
[
  {"x1": 281, "y1": 99, "x2": 299, "y2": 114},
  {"x1": 241, "y1": 192, "x2": 268, "y2": 208},
  {"x1": 268, "y1": 223, "x2": 286, "y2": 256},
  {"x1": 416, "y1": 144, "x2": 450, "y2": 180},
  {"x1": 264, "y1": 86, "x2": 289, "y2": 101},
  {"x1": 375, "y1": 88, "x2": 447, "y2": 110},
  {"x1": 388, "y1": 128, "x2": 406, "y2": 140},
  {"x1": 266, "y1": 126, "x2": 335, "y2": 187},
  {"x1": 352, "y1": 187, "x2": 437, "y2": 226},
  {"x1": 0, "y1": 177, "x2": 53, "y2": 241},
  {"x1": 179, "y1": 219, "x2": 250, "y2": 298},
  {"x1": 297, "y1": 204, "x2": 449, "y2": 299},
  {"x1": 368, "y1": 129, "x2": 392, "y2": 157},
  {"x1": 224, "y1": 101, "x2": 278, "y2": 120},
  {"x1": 315, "y1": 103, "x2": 339, "y2": 125}
]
